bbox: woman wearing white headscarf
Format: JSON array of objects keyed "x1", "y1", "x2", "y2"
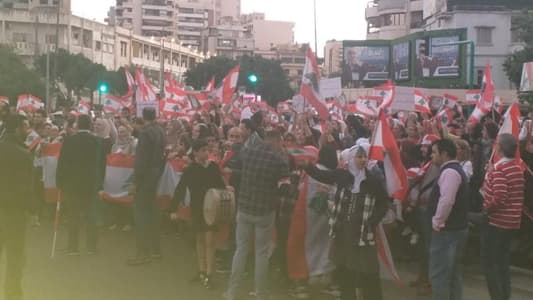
[{"x1": 304, "y1": 139, "x2": 389, "y2": 300}]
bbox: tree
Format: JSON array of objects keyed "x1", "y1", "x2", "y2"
[
  {"x1": 504, "y1": 11, "x2": 533, "y2": 103},
  {"x1": 185, "y1": 55, "x2": 294, "y2": 106},
  {"x1": 0, "y1": 46, "x2": 46, "y2": 105},
  {"x1": 35, "y1": 50, "x2": 129, "y2": 101}
]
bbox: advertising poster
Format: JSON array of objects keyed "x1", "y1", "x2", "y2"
[
  {"x1": 415, "y1": 36, "x2": 460, "y2": 78},
  {"x1": 392, "y1": 42, "x2": 410, "y2": 81},
  {"x1": 342, "y1": 45, "x2": 390, "y2": 87}
]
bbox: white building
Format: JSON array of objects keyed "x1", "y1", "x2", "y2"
[
  {"x1": 215, "y1": 0, "x2": 240, "y2": 23},
  {"x1": 1, "y1": 0, "x2": 71, "y2": 12},
  {"x1": 324, "y1": 40, "x2": 342, "y2": 77},
  {"x1": 241, "y1": 13, "x2": 294, "y2": 50},
  {"x1": 201, "y1": 22, "x2": 254, "y2": 59},
  {"x1": 365, "y1": 0, "x2": 533, "y2": 89},
  {"x1": 0, "y1": 9, "x2": 205, "y2": 81},
  {"x1": 175, "y1": 0, "x2": 213, "y2": 48}
]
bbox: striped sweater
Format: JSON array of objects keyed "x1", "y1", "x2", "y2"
[{"x1": 483, "y1": 158, "x2": 525, "y2": 229}]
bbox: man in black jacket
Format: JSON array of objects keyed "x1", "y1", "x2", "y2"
[
  {"x1": 0, "y1": 114, "x2": 33, "y2": 300},
  {"x1": 128, "y1": 108, "x2": 166, "y2": 265},
  {"x1": 56, "y1": 114, "x2": 103, "y2": 255}
]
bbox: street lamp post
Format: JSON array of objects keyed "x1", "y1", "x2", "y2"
[
  {"x1": 160, "y1": 37, "x2": 165, "y2": 99},
  {"x1": 433, "y1": 40, "x2": 476, "y2": 90}
]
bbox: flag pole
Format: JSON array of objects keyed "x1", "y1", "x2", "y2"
[{"x1": 50, "y1": 191, "x2": 62, "y2": 258}]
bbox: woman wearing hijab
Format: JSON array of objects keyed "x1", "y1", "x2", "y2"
[
  {"x1": 303, "y1": 140, "x2": 389, "y2": 300},
  {"x1": 112, "y1": 125, "x2": 137, "y2": 155},
  {"x1": 171, "y1": 139, "x2": 227, "y2": 289}
]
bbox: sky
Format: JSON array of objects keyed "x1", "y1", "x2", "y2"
[{"x1": 71, "y1": 0, "x2": 367, "y2": 56}]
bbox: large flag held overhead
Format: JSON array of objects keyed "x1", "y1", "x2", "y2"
[
  {"x1": 465, "y1": 89, "x2": 481, "y2": 105},
  {"x1": 135, "y1": 69, "x2": 158, "y2": 102},
  {"x1": 300, "y1": 48, "x2": 329, "y2": 119},
  {"x1": 414, "y1": 89, "x2": 431, "y2": 115},
  {"x1": 77, "y1": 100, "x2": 91, "y2": 115},
  {"x1": 215, "y1": 65, "x2": 240, "y2": 104},
  {"x1": 205, "y1": 76, "x2": 215, "y2": 93},
  {"x1": 345, "y1": 96, "x2": 380, "y2": 117},
  {"x1": 99, "y1": 153, "x2": 135, "y2": 205},
  {"x1": 491, "y1": 103, "x2": 521, "y2": 165},
  {"x1": 369, "y1": 110, "x2": 408, "y2": 202},
  {"x1": 375, "y1": 81, "x2": 395, "y2": 112},
  {"x1": 103, "y1": 94, "x2": 127, "y2": 115},
  {"x1": 17, "y1": 94, "x2": 44, "y2": 112}
]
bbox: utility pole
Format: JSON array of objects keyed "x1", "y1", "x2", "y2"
[
  {"x1": 46, "y1": 46, "x2": 50, "y2": 113},
  {"x1": 52, "y1": 0, "x2": 61, "y2": 109},
  {"x1": 160, "y1": 37, "x2": 165, "y2": 99},
  {"x1": 313, "y1": 0, "x2": 318, "y2": 58}
]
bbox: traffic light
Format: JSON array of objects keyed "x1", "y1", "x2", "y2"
[
  {"x1": 247, "y1": 73, "x2": 258, "y2": 84},
  {"x1": 98, "y1": 82, "x2": 109, "y2": 94}
]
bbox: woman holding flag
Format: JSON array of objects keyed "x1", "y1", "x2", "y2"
[{"x1": 303, "y1": 140, "x2": 389, "y2": 300}]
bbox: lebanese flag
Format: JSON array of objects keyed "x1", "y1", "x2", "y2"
[
  {"x1": 414, "y1": 89, "x2": 431, "y2": 114},
  {"x1": 375, "y1": 81, "x2": 395, "y2": 112},
  {"x1": 479, "y1": 63, "x2": 495, "y2": 112},
  {"x1": 468, "y1": 105, "x2": 489, "y2": 123},
  {"x1": 157, "y1": 158, "x2": 190, "y2": 211},
  {"x1": 494, "y1": 96, "x2": 504, "y2": 115},
  {"x1": 135, "y1": 69, "x2": 158, "y2": 102},
  {"x1": 205, "y1": 76, "x2": 215, "y2": 92},
  {"x1": 491, "y1": 103, "x2": 521, "y2": 164},
  {"x1": 443, "y1": 93, "x2": 463, "y2": 116},
  {"x1": 103, "y1": 94, "x2": 126, "y2": 115},
  {"x1": 465, "y1": 90, "x2": 481, "y2": 105},
  {"x1": 300, "y1": 48, "x2": 328, "y2": 120},
  {"x1": 124, "y1": 69, "x2": 135, "y2": 96},
  {"x1": 17, "y1": 94, "x2": 44, "y2": 112},
  {"x1": 215, "y1": 65, "x2": 240, "y2": 104},
  {"x1": 345, "y1": 96, "x2": 380, "y2": 117},
  {"x1": 327, "y1": 100, "x2": 344, "y2": 122},
  {"x1": 77, "y1": 100, "x2": 91, "y2": 115},
  {"x1": 436, "y1": 107, "x2": 454, "y2": 127},
  {"x1": 369, "y1": 110, "x2": 408, "y2": 202},
  {"x1": 41, "y1": 143, "x2": 62, "y2": 203},
  {"x1": 25, "y1": 130, "x2": 42, "y2": 152},
  {"x1": 287, "y1": 169, "x2": 336, "y2": 281},
  {"x1": 99, "y1": 153, "x2": 135, "y2": 205},
  {"x1": 164, "y1": 72, "x2": 187, "y2": 101}
]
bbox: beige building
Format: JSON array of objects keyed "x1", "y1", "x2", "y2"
[
  {"x1": 0, "y1": 8, "x2": 205, "y2": 82},
  {"x1": 201, "y1": 21, "x2": 254, "y2": 59},
  {"x1": 323, "y1": 40, "x2": 342, "y2": 77},
  {"x1": 255, "y1": 44, "x2": 307, "y2": 90},
  {"x1": 215, "y1": 0, "x2": 240, "y2": 23},
  {"x1": 241, "y1": 13, "x2": 294, "y2": 50},
  {"x1": 365, "y1": 0, "x2": 423, "y2": 40},
  {"x1": 1, "y1": 0, "x2": 71, "y2": 12}
]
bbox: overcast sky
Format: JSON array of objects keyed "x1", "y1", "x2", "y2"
[{"x1": 71, "y1": 0, "x2": 367, "y2": 55}]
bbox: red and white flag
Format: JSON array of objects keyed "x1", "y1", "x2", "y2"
[
  {"x1": 17, "y1": 94, "x2": 44, "y2": 112},
  {"x1": 300, "y1": 48, "x2": 328, "y2": 120},
  {"x1": 436, "y1": 108, "x2": 454, "y2": 127},
  {"x1": 494, "y1": 96, "x2": 504, "y2": 115},
  {"x1": 468, "y1": 63, "x2": 494, "y2": 123},
  {"x1": 135, "y1": 69, "x2": 158, "y2": 102},
  {"x1": 77, "y1": 100, "x2": 91, "y2": 115},
  {"x1": 125, "y1": 70, "x2": 135, "y2": 94},
  {"x1": 24, "y1": 130, "x2": 42, "y2": 152},
  {"x1": 0, "y1": 96, "x2": 8, "y2": 105},
  {"x1": 99, "y1": 153, "x2": 135, "y2": 205},
  {"x1": 345, "y1": 96, "x2": 380, "y2": 117},
  {"x1": 491, "y1": 103, "x2": 521, "y2": 165},
  {"x1": 164, "y1": 72, "x2": 188, "y2": 104},
  {"x1": 465, "y1": 90, "x2": 481, "y2": 105},
  {"x1": 375, "y1": 81, "x2": 395, "y2": 112},
  {"x1": 103, "y1": 94, "x2": 126, "y2": 115},
  {"x1": 443, "y1": 93, "x2": 463, "y2": 116},
  {"x1": 205, "y1": 76, "x2": 215, "y2": 93},
  {"x1": 414, "y1": 89, "x2": 431, "y2": 115},
  {"x1": 215, "y1": 65, "x2": 240, "y2": 104},
  {"x1": 157, "y1": 158, "x2": 191, "y2": 217},
  {"x1": 369, "y1": 110, "x2": 408, "y2": 202},
  {"x1": 41, "y1": 143, "x2": 62, "y2": 203}
]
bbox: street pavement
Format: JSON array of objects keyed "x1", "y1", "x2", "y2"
[{"x1": 2, "y1": 222, "x2": 533, "y2": 300}]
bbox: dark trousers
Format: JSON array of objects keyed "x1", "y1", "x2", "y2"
[
  {"x1": 337, "y1": 266, "x2": 383, "y2": 300},
  {"x1": 0, "y1": 210, "x2": 27, "y2": 300},
  {"x1": 481, "y1": 223, "x2": 513, "y2": 300},
  {"x1": 134, "y1": 181, "x2": 160, "y2": 257},
  {"x1": 65, "y1": 192, "x2": 99, "y2": 252}
]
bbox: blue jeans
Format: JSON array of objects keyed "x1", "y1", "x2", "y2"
[
  {"x1": 481, "y1": 223, "x2": 513, "y2": 300},
  {"x1": 429, "y1": 228, "x2": 468, "y2": 300},
  {"x1": 227, "y1": 211, "x2": 275, "y2": 300}
]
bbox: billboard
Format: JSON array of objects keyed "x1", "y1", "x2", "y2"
[
  {"x1": 416, "y1": 36, "x2": 460, "y2": 78},
  {"x1": 392, "y1": 42, "x2": 410, "y2": 81},
  {"x1": 342, "y1": 45, "x2": 390, "y2": 87}
]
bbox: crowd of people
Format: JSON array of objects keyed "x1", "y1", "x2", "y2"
[{"x1": 1, "y1": 96, "x2": 533, "y2": 300}]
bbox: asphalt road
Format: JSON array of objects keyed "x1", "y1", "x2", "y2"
[{"x1": 2, "y1": 223, "x2": 533, "y2": 300}]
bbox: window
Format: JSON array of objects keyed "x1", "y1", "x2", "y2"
[
  {"x1": 12, "y1": 32, "x2": 27, "y2": 43},
  {"x1": 95, "y1": 41, "x2": 102, "y2": 51},
  {"x1": 476, "y1": 27, "x2": 493, "y2": 45},
  {"x1": 45, "y1": 34, "x2": 56, "y2": 44},
  {"x1": 120, "y1": 41, "x2": 128, "y2": 57},
  {"x1": 40, "y1": 0, "x2": 49, "y2": 5}
]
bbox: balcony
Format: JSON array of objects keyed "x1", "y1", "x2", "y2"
[
  {"x1": 142, "y1": 14, "x2": 171, "y2": 21},
  {"x1": 142, "y1": 4, "x2": 173, "y2": 11}
]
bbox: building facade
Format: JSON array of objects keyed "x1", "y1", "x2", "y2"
[
  {"x1": 324, "y1": 40, "x2": 342, "y2": 77},
  {"x1": 215, "y1": 0, "x2": 240, "y2": 23},
  {"x1": 364, "y1": 0, "x2": 533, "y2": 89},
  {"x1": 255, "y1": 44, "x2": 307, "y2": 90},
  {"x1": 1, "y1": 0, "x2": 71, "y2": 12},
  {"x1": 201, "y1": 22, "x2": 254, "y2": 59},
  {"x1": 241, "y1": 13, "x2": 294, "y2": 50},
  {"x1": 0, "y1": 8, "x2": 205, "y2": 82}
]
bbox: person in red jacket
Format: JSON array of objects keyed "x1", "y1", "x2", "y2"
[{"x1": 481, "y1": 133, "x2": 525, "y2": 300}]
